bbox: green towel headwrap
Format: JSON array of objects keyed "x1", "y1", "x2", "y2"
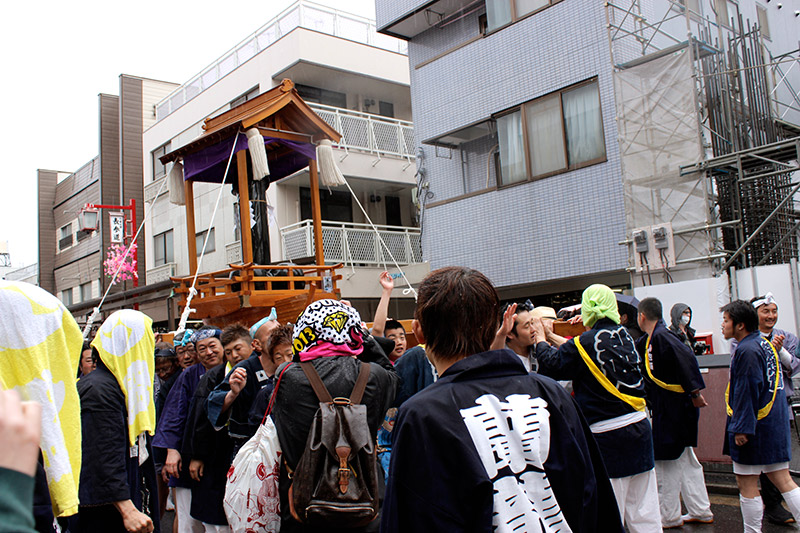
[{"x1": 581, "y1": 284, "x2": 620, "y2": 328}]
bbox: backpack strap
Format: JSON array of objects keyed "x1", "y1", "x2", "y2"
[
  {"x1": 350, "y1": 363, "x2": 371, "y2": 404},
  {"x1": 300, "y1": 362, "x2": 334, "y2": 403}
]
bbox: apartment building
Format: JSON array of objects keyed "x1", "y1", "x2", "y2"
[
  {"x1": 142, "y1": 1, "x2": 425, "y2": 326},
  {"x1": 37, "y1": 75, "x2": 177, "y2": 328},
  {"x1": 376, "y1": 0, "x2": 800, "y2": 311}
]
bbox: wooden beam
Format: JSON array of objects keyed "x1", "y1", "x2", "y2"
[
  {"x1": 256, "y1": 127, "x2": 313, "y2": 144},
  {"x1": 237, "y1": 150, "x2": 254, "y2": 265},
  {"x1": 309, "y1": 159, "x2": 325, "y2": 266},
  {"x1": 185, "y1": 180, "x2": 198, "y2": 275}
]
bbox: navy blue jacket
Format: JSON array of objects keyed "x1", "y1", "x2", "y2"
[
  {"x1": 535, "y1": 319, "x2": 654, "y2": 478},
  {"x1": 382, "y1": 349, "x2": 621, "y2": 533},
  {"x1": 637, "y1": 321, "x2": 705, "y2": 460},
  {"x1": 725, "y1": 331, "x2": 790, "y2": 465}
]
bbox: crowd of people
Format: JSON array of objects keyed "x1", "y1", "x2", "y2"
[{"x1": 0, "y1": 267, "x2": 799, "y2": 533}]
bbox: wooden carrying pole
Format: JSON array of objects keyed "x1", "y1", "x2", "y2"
[
  {"x1": 185, "y1": 180, "x2": 198, "y2": 275},
  {"x1": 309, "y1": 159, "x2": 325, "y2": 266},
  {"x1": 237, "y1": 150, "x2": 254, "y2": 264}
]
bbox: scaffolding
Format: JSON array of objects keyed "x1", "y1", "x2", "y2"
[{"x1": 606, "y1": 0, "x2": 800, "y2": 284}]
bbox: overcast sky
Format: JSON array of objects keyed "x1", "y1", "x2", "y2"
[{"x1": 0, "y1": 0, "x2": 376, "y2": 267}]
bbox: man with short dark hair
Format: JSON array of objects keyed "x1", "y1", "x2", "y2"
[
  {"x1": 504, "y1": 301, "x2": 538, "y2": 372},
  {"x1": 722, "y1": 299, "x2": 800, "y2": 530},
  {"x1": 383, "y1": 268, "x2": 621, "y2": 533},
  {"x1": 206, "y1": 315, "x2": 279, "y2": 450},
  {"x1": 636, "y1": 297, "x2": 712, "y2": 528}
]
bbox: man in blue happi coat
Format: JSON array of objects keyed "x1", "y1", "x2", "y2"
[
  {"x1": 636, "y1": 297, "x2": 712, "y2": 528},
  {"x1": 722, "y1": 299, "x2": 800, "y2": 531}
]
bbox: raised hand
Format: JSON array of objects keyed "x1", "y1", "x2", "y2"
[{"x1": 379, "y1": 271, "x2": 394, "y2": 292}]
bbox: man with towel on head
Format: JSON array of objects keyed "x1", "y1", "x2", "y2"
[
  {"x1": 76, "y1": 309, "x2": 160, "y2": 533},
  {"x1": 533, "y1": 284, "x2": 661, "y2": 533},
  {"x1": 206, "y1": 310, "x2": 279, "y2": 454},
  {"x1": 0, "y1": 281, "x2": 84, "y2": 526},
  {"x1": 272, "y1": 299, "x2": 399, "y2": 532}
]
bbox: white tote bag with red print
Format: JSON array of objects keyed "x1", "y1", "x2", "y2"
[{"x1": 224, "y1": 415, "x2": 282, "y2": 532}]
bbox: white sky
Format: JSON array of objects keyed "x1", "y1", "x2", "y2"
[{"x1": 0, "y1": 0, "x2": 376, "y2": 267}]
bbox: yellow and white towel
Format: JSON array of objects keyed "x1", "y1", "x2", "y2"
[
  {"x1": 91, "y1": 310, "x2": 156, "y2": 448},
  {"x1": 0, "y1": 281, "x2": 83, "y2": 517}
]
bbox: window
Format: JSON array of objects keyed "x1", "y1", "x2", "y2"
[
  {"x1": 485, "y1": 0, "x2": 562, "y2": 32},
  {"x1": 196, "y1": 228, "x2": 216, "y2": 255},
  {"x1": 152, "y1": 142, "x2": 170, "y2": 181},
  {"x1": 80, "y1": 282, "x2": 93, "y2": 302},
  {"x1": 300, "y1": 188, "x2": 353, "y2": 222},
  {"x1": 378, "y1": 101, "x2": 395, "y2": 118},
  {"x1": 496, "y1": 79, "x2": 606, "y2": 185},
  {"x1": 154, "y1": 230, "x2": 174, "y2": 267},
  {"x1": 296, "y1": 84, "x2": 347, "y2": 108},
  {"x1": 757, "y1": 5, "x2": 770, "y2": 39},
  {"x1": 61, "y1": 289, "x2": 73, "y2": 306},
  {"x1": 230, "y1": 86, "x2": 260, "y2": 108},
  {"x1": 676, "y1": 0, "x2": 699, "y2": 13},
  {"x1": 58, "y1": 224, "x2": 73, "y2": 251},
  {"x1": 714, "y1": 0, "x2": 737, "y2": 27}
]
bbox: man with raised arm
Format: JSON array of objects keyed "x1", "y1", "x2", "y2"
[
  {"x1": 383, "y1": 268, "x2": 621, "y2": 533},
  {"x1": 532, "y1": 284, "x2": 661, "y2": 532}
]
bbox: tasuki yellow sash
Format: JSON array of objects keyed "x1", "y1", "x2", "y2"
[{"x1": 644, "y1": 336, "x2": 685, "y2": 393}]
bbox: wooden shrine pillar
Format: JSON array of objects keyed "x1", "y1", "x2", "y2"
[
  {"x1": 237, "y1": 150, "x2": 254, "y2": 264},
  {"x1": 185, "y1": 180, "x2": 198, "y2": 275},
  {"x1": 309, "y1": 159, "x2": 325, "y2": 266}
]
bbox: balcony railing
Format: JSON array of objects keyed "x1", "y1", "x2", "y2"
[
  {"x1": 155, "y1": 1, "x2": 407, "y2": 121},
  {"x1": 308, "y1": 103, "x2": 415, "y2": 162},
  {"x1": 226, "y1": 241, "x2": 242, "y2": 265},
  {"x1": 148, "y1": 262, "x2": 176, "y2": 284},
  {"x1": 280, "y1": 220, "x2": 422, "y2": 266}
]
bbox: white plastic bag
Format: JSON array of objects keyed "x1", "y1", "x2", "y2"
[{"x1": 224, "y1": 417, "x2": 282, "y2": 532}]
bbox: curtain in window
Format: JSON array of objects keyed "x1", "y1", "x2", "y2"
[
  {"x1": 562, "y1": 83, "x2": 605, "y2": 166},
  {"x1": 526, "y1": 95, "x2": 567, "y2": 176},
  {"x1": 486, "y1": 0, "x2": 512, "y2": 31},
  {"x1": 497, "y1": 112, "x2": 526, "y2": 184},
  {"x1": 515, "y1": 0, "x2": 549, "y2": 17}
]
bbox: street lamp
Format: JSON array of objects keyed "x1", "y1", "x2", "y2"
[{"x1": 79, "y1": 207, "x2": 99, "y2": 232}]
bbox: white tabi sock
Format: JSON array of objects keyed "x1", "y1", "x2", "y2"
[
  {"x1": 740, "y1": 495, "x2": 763, "y2": 533},
  {"x1": 781, "y1": 487, "x2": 800, "y2": 522}
]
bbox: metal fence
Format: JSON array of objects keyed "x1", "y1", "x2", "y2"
[
  {"x1": 308, "y1": 103, "x2": 415, "y2": 161},
  {"x1": 155, "y1": 1, "x2": 407, "y2": 121},
  {"x1": 280, "y1": 220, "x2": 422, "y2": 266}
]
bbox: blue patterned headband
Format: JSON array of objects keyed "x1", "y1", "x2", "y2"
[
  {"x1": 249, "y1": 308, "x2": 278, "y2": 338},
  {"x1": 173, "y1": 328, "x2": 194, "y2": 347},
  {"x1": 190, "y1": 328, "x2": 222, "y2": 345}
]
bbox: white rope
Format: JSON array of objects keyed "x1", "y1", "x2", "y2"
[
  {"x1": 176, "y1": 130, "x2": 242, "y2": 334},
  {"x1": 81, "y1": 170, "x2": 170, "y2": 339},
  {"x1": 340, "y1": 178, "x2": 418, "y2": 300}
]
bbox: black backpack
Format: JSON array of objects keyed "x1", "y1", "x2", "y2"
[{"x1": 287, "y1": 361, "x2": 379, "y2": 527}]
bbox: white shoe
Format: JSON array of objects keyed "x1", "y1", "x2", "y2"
[{"x1": 681, "y1": 513, "x2": 714, "y2": 524}]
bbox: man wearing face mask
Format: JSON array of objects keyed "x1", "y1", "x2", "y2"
[{"x1": 668, "y1": 304, "x2": 696, "y2": 351}]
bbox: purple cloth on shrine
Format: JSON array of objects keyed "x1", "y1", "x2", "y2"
[{"x1": 183, "y1": 132, "x2": 316, "y2": 183}]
